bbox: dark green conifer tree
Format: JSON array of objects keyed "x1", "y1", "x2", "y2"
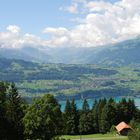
[
  {"x1": 63, "y1": 99, "x2": 79, "y2": 135},
  {"x1": 0, "y1": 82, "x2": 9, "y2": 139},
  {"x1": 6, "y1": 83, "x2": 25, "y2": 140},
  {"x1": 117, "y1": 98, "x2": 131, "y2": 123},
  {"x1": 70, "y1": 99, "x2": 79, "y2": 134},
  {"x1": 100, "y1": 99, "x2": 116, "y2": 133},
  {"x1": 63, "y1": 99, "x2": 72, "y2": 134},
  {"x1": 79, "y1": 99, "x2": 93, "y2": 134},
  {"x1": 92, "y1": 99, "x2": 99, "y2": 133},
  {"x1": 98, "y1": 98, "x2": 107, "y2": 132},
  {"x1": 82, "y1": 99, "x2": 90, "y2": 114},
  {"x1": 127, "y1": 99, "x2": 137, "y2": 121}
]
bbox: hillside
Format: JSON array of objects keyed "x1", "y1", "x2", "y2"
[
  {"x1": 0, "y1": 37, "x2": 140, "y2": 66},
  {"x1": 90, "y1": 37, "x2": 140, "y2": 66},
  {"x1": 0, "y1": 57, "x2": 140, "y2": 100}
]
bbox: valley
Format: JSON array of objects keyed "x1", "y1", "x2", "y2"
[
  {"x1": 1, "y1": 37, "x2": 140, "y2": 102},
  {"x1": 1, "y1": 1, "x2": 140, "y2": 139},
  {"x1": 1, "y1": 57, "x2": 140, "y2": 101}
]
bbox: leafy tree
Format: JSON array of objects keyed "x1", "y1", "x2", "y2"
[
  {"x1": 23, "y1": 94, "x2": 63, "y2": 140},
  {"x1": 128, "y1": 119, "x2": 140, "y2": 140},
  {"x1": 135, "y1": 109, "x2": 140, "y2": 122}
]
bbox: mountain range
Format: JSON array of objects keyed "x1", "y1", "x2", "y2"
[
  {"x1": 1, "y1": 37, "x2": 140, "y2": 100},
  {"x1": 0, "y1": 37, "x2": 140, "y2": 66}
]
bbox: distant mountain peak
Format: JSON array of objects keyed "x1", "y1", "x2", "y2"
[{"x1": 0, "y1": 37, "x2": 140, "y2": 66}]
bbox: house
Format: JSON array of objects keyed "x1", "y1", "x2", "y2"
[{"x1": 115, "y1": 122, "x2": 132, "y2": 136}]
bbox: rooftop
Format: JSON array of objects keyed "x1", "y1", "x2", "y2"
[{"x1": 116, "y1": 122, "x2": 131, "y2": 132}]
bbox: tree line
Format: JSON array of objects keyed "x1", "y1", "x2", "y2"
[
  {"x1": 0, "y1": 81, "x2": 140, "y2": 140},
  {"x1": 63, "y1": 97, "x2": 140, "y2": 135}
]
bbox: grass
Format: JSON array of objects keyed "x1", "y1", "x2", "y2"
[{"x1": 61, "y1": 133, "x2": 128, "y2": 140}]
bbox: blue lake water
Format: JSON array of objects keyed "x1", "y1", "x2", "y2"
[{"x1": 59, "y1": 97, "x2": 140, "y2": 111}]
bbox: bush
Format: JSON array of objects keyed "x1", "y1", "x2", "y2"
[{"x1": 110, "y1": 125, "x2": 116, "y2": 134}]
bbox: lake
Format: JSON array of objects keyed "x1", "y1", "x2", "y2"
[{"x1": 59, "y1": 97, "x2": 140, "y2": 111}]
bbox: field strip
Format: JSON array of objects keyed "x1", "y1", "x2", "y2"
[{"x1": 70, "y1": 136, "x2": 127, "y2": 140}]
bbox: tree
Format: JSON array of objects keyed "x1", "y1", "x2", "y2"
[
  {"x1": 79, "y1": 112, "x2": 93, "y2": 134},
  {"x1": 97, "y1": 98, "x2": 107, "y2": 132},
  {"x1": 63, "y1": 99, "x2": 72, "y2": 134},
  {"x1": 0, "y1": 82, "x2": 9, "y2": 139},
  {"x1": 116, "y1": 98, "x2": 135, "y2": 124},
  {"x1": 79, "y1": 99, "x2": 93, "y2": 134},
  {"x1": 63, "y1": 99, "x2": 79, "y2": 135},
  {"x1": 100, "y1": 101, "x2": 116, "y2": 134},
  {"x1": 70, "y1": 99, "x2": 79, "y2": 134},
  {"x1": 127, "y1": 99, "x2": 137, "y2": 121},
  {"x1": 128, "y1": 119, "x2": 140, "y2": 140},
  {"x1": 64, "y1": 99, "x2": 71, "y2": 116},
  {"x1": 82, "y1": 99, "x2": 90, "y2": 114},
  {"x1": 92, "y1": 99, "x2": 99, "y2": 133},
  {"x1": 6, "y1": 83, "x2": 25, "y2": 140},
  {"x1": 0, "y1": 82, "x2": 26, "y2": 140},
  {"x1": 23, "y1": 94, "x2": 63, "y2": 140}
]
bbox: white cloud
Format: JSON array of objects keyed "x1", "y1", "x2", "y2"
[
  {"x1": 43, "y1": 0, "x2": 140, "y2": 47},
  {"x1": 1, "y1": 0, "x2": 140, "y2": 48},
  {"x1": 86, "y1": 1, "x2": 113, "y2": 12},
  {"x1": 0, "y1": 26, "x2": 22, "y2": 48},
  {"x1": 0, "y1": 25, "x2": 70, "y2": 49},
  {"x1": 43, "y1": 27, "x2": 68, "y2": 36},
  {"x1": 6, "y1": 25, "x2": 21, "y2": 34},
  {"x1": 60, "y1": 3, "x2": 78, "y2": 14},
  {"x1": 59, "y1": 0, "x2": 88, "y2": 14},
  {"x1": 0, "y1": 25, "x2": 48, "y2": 48},
  {"x1": 67, "y1": 3, "x2": 78, "y2": 13}
]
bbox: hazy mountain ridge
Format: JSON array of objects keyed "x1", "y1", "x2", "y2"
[
  {"x1": 92, "y1": 37, "x2": 140, "y2": 66},
  {"x1": 0, "y1": 37, "x2": 140, "y2": 66}
]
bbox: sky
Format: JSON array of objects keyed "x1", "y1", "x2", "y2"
[{"x1": 0, "y1": 0, "x2": 140, "y2": 48}]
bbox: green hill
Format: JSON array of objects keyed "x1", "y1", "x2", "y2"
[{"x1": 0, "y1": 57, "x2": 140, "y2": 100}]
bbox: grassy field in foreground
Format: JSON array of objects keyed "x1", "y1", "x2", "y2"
[{"x1": 61, "y1": 133, "x2": 128, "y2": 140}]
